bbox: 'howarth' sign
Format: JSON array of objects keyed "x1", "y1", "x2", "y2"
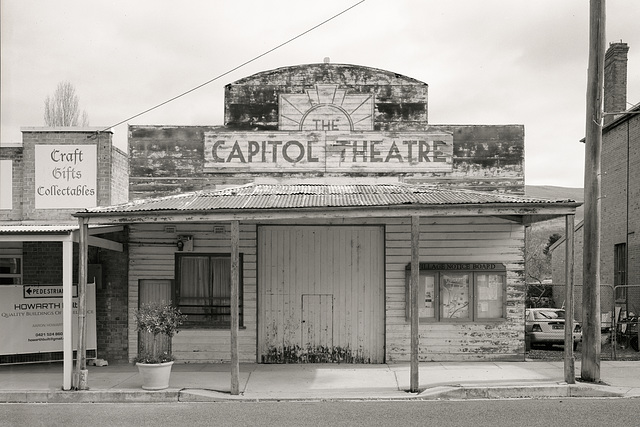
[{"x1": 204, "y1": 131, "x2": 453, "y2": 173}]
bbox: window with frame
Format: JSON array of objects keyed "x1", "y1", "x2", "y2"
[
  {"x1": 406, "y1": 263, "x2": 506, "y2": 322},
  {"x1": 614, "y1": 243, "x2": 627, "y2": 301},
  {"x1": 175, "y1": 253, "x2": 243, "y2": 328},
  {"x1": 0, "y1": 256, "x2": 22, "y2": 285}
]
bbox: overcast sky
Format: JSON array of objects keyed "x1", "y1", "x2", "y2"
[{"x1": 2, "y1": 0, "x2": 639, "y2": 188}]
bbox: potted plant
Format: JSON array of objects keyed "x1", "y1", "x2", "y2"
[{"x1": 133, "y1": 301, "x2": 186, "y2": 390}]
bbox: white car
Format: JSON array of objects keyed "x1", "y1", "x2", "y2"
[{"x1": 525, "y1": 308, "x2": 581, "y2": 351}]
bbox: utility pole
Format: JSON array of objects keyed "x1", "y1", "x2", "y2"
[{"x1": 582, "y1": 0, "x2": 605, "y2": 382}]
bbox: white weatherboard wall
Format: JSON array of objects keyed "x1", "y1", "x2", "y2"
[
  {"x1": 385, "y1": 216, "x2": 526, "y2": 361},
  {"x1": 127, "y1": 223, "x2": 258, "y2": 363},
  {"x1": 127, "y1": 216, "x2": 525, "y2": 363}
]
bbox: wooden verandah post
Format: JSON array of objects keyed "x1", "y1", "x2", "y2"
[
  {"x1": 73, "y1": 217, "x2": 89, "y2": 390},
  {"x1": 410, "y1": 215, "x2": 420, "y2": 392},
  {"x1": 230, "y1": 220, "x2": 240, "y2": 395},
  {"x1": 62, "y1": 239, "x2": 73, "y2": 390},
  {"x1": 564, "y1": 214, "x2": 576, "y2": 384}
]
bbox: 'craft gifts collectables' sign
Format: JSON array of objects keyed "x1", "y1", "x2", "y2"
[{"x1": 34, "y1": 145, "x2": 97, "y2": 209}]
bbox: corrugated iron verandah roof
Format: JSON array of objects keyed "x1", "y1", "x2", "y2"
[
  {"x1": 76, "y1": 183, "x2": 580, "y2": 216},
  {"x1": 0, "y1": 224, "x2": 123, "y2": 234}
]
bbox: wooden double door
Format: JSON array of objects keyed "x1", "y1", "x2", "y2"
[{"x1": 258, "y1": 225, "x2": 385, "y2": 363}]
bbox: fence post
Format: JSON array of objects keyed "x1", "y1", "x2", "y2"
[{"x1": 611, "y1": 285, "x2": 617, "y2": 360}]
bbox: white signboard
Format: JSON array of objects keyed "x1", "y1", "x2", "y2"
[
  {"x1": 35, "y1": 144, "x2": 97, "y2": 209},
  {"x1": 0, "y1": 159, "x2": 12, "y2": 210},
  {"x1": 0, "y1": 283, "x2": 97, "y2": 355},
  {"x1": 204, "y1": 131, "x2": 453, "y2": 173}
]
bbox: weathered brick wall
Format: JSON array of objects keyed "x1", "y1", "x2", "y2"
[
  {"x1": 128, "y1": 126, "x2": 231, "y2": 200},
  {"x1": 0, "y1": 146, "x2": 24, "y2": 220},
  {"x1": 417, "y1": 124, "x2": 524, "y2": 193},
  {"x1": 2, "y1": 130, "x2": 129, "y2": 221},
  {"x1": 224, "y1": 64, "x2": 429, "y2": 131},
  {"x1": 3, "y1": 129, "x2": 130, "y2": 362},
  {"x1": 20, "y1": 129, "x2": 114, "y2": 222},
  {"x1": 602, "y1": 112, "x2": 640, "y2": 313},
  {"x1": 601, "y1": 116, "x2": 630, "y2": 290},
  {"x1": 629, "y1": 114, "x2": 640, "y2": 313},
  {"x1": 92, "y1": 229, "x2": 129, "y2": 363},
  {"x1": 23, "y1": 241, "x2": 63, "y2": 284},
  {"x1": 20, "y1": 234, "x2": 129, "y2": 362},
  {"x1": 129, "y1": 123, "x2": 524, "y2": 199},
  {"x1": 110, "y1": 146, "x2": 129, "y2": 204},
  {"x1": 612, "y1": 113, "x2": 640, "y2": 313},
  {"x1": 553, "y1": 112, "x2": 640, "y2": 319},
  {"x1": 95, "y1": 132, "x2": 113, "y2": 207},
  {"x1": 130, "y1": 63, "x2": 524, "y2": 199},
  {"x1": 603, "y1": 43, "x2": 629, "y2": 126}
]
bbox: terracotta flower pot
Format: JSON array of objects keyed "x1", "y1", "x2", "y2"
[{"x1": 136, "y1": 361, "x2": 174, "y2": 390}]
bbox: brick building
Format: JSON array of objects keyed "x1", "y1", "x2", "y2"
[
  {"x1": 0, "y1": 128, "x2": 130, "y2": 365},
  {"x1": 551, "y1": 42, "x2": 640, "y2": 342}
]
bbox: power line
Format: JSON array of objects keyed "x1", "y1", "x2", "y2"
[{"x1": 94, "y1": 0, "x2": 366, "y2": 136}]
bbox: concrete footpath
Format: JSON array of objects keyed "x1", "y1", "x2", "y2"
[{"x1": 1, "y1": 360, "x2": 640, "y2": 403}]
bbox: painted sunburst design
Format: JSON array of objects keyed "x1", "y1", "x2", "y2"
[{"x1": 279, "y1": 84, "x2": 374, "y2": 131}]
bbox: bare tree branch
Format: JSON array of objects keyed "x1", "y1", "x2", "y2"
[{"x1": 44, "y1": 81, "x2": 89, "y2": 126}]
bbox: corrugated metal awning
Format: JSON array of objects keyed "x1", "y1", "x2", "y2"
[
  {"x1": 77, "y1": 183, "x2": 579, "y2": 214},
  {"x1": 72, "y1": 183, "x2": 581, "y2": 225},
  {"x1": 0, "y1": 224, "x2": 124, "y2": 251},
  {"x1": 0, "y1": 225, "x2": 78, "y2": 234},
  {"x1": 0, "y1": 224, "x2": 121, "y2": 234}
]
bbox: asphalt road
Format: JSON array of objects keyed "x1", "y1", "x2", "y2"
[{"x1": 1, "y1": 399, "x2": 638, "y2": 427}]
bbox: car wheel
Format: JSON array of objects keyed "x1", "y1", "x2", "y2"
[{"x1": 631, "y1": 336, "x2": 639, "y2": 352}]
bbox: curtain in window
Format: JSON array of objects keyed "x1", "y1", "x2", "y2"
[
  {"x1": 210, "y1": 258, "x2": 231, "y2": 322},
  {"x1": 180, "y1": 256, "x2": 210, "y2": 313}
]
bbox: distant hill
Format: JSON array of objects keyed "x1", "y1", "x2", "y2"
[
  {"x1": 524, "y1": 185, "x2": 585, "y2": 238},
  {"x1": 525, "y1": 185, "x2": 584, "y2": 203}
]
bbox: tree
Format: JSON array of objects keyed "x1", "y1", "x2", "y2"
[
  {"x1": 543, "y1": 233, "x2": 562, "y2": 255},
  {"x1": 526, "y1": 228, "x2": 557, "y2": 308},
  {"x1": 44, "y1": 81, "x2": 89, "y2": 127}
]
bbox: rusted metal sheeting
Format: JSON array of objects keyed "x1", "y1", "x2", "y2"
[
  {"x1": 80, "y1": 183, "x2": 577, "y2": 214},
  {"x1": 0, "y1": 225, "x2": 78, "y2": 233}
]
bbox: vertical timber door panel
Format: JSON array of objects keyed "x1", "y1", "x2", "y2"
[
  {"x1": 302, "y1": 294, "x2": 333, "y2": 352},
  {"x1": 259, "y1": 226, "x2": 384, "y2": 363}
]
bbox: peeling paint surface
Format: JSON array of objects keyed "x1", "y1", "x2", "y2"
[{"x1": 129, "y1": 64, "x2": 525, "y2": 199}]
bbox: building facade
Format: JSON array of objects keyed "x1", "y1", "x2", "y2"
[
  {"x1": 0, "y1": 129, "x2": 130, "y2": 364},
  {"x1": 94, "y1": 63, "x2": 576, "y2": 364},
  {"x1": 1, "y1": 64, "x2": 579, "y2": 371}
]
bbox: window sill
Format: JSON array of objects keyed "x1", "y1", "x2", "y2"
[
  {"x1": 181, "y1": 325, "x2": 247, "y2": 330},
  {"x1": 409, "y1": 318, "x2": 506, "y2": 324}
]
